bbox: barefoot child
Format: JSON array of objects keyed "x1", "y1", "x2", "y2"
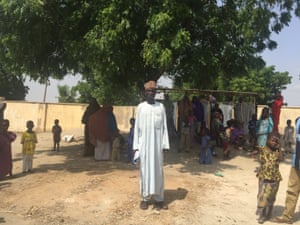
[
  {"x1": 112, "y1": 132, "x2": 122, "y2": 161},
  {"x1": 21, "y1": 120, "x2": 38, "y2": 173},
  {"x1": 52, "y1": 119, "x2": 62, "y2": 152},
  {"x1": 283, "y1": 119, "x2": 294, "y2": 154},
  {"x1": 256, "y1": 132, "x2": 283, "y2": 224},
  {"x1": 221, "y1": 119, "x2": 233, "y2": 159},
  {"x1": 199, "y1": 128, "x2": 212, "y2": 164}
]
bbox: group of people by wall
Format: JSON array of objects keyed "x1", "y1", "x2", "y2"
[
  {"x1": 3, "y1": 87, "x2": 300, "y2": 223},
  {"x1": 81, "y1": 98, "x2": 120, "y2": 161},
  {"x1": 162, "y1": 92, "x2": 255, "y2": 159}
]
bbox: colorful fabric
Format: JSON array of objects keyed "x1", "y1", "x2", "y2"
[
  {"x1": 257, "y1": 179, "x2": 280, "y2": 207},
  {"x1": 257, "y1": 148, "x2": 282, "y2": 182},
  {"x1": 230, "y1": 127, "x2": 244, "y2": 144},
  {"x1": 256, "y1": 117, "x2": 273, "y2": 147},
  {"x1": 220, "y1": 127, "x2": 231, "y2": 152},
  {"x1": 199, "y1": 135, "x2": 212, "y2": 164},
  {"x1": 21, "y1": 131, "x2": 37, "y2": 155}
]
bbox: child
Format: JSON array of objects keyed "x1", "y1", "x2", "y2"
[
  {"x1": 179, "y1": 118, "x2": 191, "y2": 152},
  {"x1": 21, "y1": 120, "x2": 38, "y2": 173},
  {"x1": 127, "y1": 118, "x2": 135, "y2": 163},
  {"x1": 52, "y1": 119, "x2": 62, "y2": 152},
  {"x1": 221, "y1": 119, "x2": 233, "y2": 159},
  {"x1": 256, "y1": 132, "x2": 283, "y2": 224},
  {"x1": 0, "y1": 119, "x2": 17, "y2": 179},
  {"x1": 112, "y1": 133, "x2": 122, "y2": 161},
  {"x1": 199, "y1": 128, "x2": 212, "y2": 164},
  {"x1": 211, "y1": 111, "x2": 223, "y2": 148},
  {"x1": 283, "y1": 119, "x2": 294, "y2": 154}
]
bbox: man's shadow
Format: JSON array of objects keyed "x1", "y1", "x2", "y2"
[
  {"x1": 273, "y1": 205, "x2": 300, "y2": 223},
  {"x1": 0, "y1": 217, "x2": 6, "y2": 223},
  {"x1": 164, "y1": 187, "x2": 188, "y2": 206}
]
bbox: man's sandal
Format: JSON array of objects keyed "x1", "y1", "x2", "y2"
[
  {"x1": 140, "y1": 201, "x2": 148, "y2": 210},
  {"x1": 153, "y1": 201, "x2": 168, "y2": 210},
  {"x1": 270, "y1": 216, "x2": 293, "y2": 224}
]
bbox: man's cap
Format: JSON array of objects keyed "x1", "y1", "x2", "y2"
[{"x1": 144, "y1": 80, "x2": 157, "y2": 90}]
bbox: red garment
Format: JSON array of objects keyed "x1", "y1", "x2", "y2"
[
  {"x1": 0, "y1": 132, "x2": 16, "y2": 179},
  {"x1": 88, "y1": 108, "x2": 110, "y2": 145},
  {"x1": 272, "y1": 95, "x2": 283, "y2": 132}
]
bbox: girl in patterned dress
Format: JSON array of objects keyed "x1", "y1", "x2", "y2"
[{"x1": 256, "y1": 132, "x2": 283, "y2": 224}]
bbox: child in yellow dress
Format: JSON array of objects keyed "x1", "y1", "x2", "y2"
[{"x1": 21, "y1": 120, "x2": 38, "y2": 173}]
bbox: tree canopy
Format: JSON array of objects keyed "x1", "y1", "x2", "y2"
[
  {"x1": 0, "y1": 64, "x2": 28, "y2": 100},
  {"x1": 0, "y1": 0, "x2": 299, "y2": 103},
  {"x1": 228, "y1": 66, "x2": 292, "y2": 104}
]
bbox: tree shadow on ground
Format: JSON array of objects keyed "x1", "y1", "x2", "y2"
[
  {"x1": 165, "y1": 136, "x2": 296, "y2": 177},
  {"x1": 9, "y1": 131, "x2": 294, "y2": 179},
  {"x1": 9, "y1": 132, "x2": 239, "y2": 179},
  {"x1": 12, "y1": 134, "x2": 139, "y2": 177},
  {"x1": 164, "y1": 143, "x2": 243, "y2": 177}
]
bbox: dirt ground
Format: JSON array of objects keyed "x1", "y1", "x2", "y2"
[{"x1": 1, "y1": 130, "x2": 300, "y2": 225}]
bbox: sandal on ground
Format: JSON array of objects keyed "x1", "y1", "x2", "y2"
[
  {"x1": 140, "y1": 201, "x2": 148, "y2": 210},
  {"x1": 270, "y1": 216, "x2": 293, "y2": 224}
]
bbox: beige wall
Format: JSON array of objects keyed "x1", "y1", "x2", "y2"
[
  {"x1": 3, "y1": 101, "x2": 300, "y2": 134},
  {"x1": 257, "y1": 105, "x2": 300, "y2": 134},
  {"x1": 4, "y1": 101, "x2": 136, "y2": 134}
]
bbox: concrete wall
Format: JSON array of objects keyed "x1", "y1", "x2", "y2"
[
  {"x1": 3, "y1": 101, "x2": 300, "y2": 134},
  {"x1": 4, "y1": 101, "x2": 136, "y2": 133},
  {"x1": 257, "y1": 105, "x2": 300, "y2": 134}
]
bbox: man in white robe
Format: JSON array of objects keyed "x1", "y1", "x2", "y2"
[{"x1": 133, "y1": 80, "x2": 170, "y2": 210}]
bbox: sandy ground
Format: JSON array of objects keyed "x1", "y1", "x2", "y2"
[{"x1": 1, "y1": 130, "x2": 300, "y2": 225}]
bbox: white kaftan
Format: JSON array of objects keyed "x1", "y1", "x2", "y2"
[{"x1": 133, "y1": 101, "x2": 169, "y2": 201}]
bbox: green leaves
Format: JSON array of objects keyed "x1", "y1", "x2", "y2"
[
  {"x1": 228, "y1": 66, "x2": 292, "y2": 104},
  {"x1": 147, "y1": 12, "x2": 172, "y2": 33},
  {"x1": 171, "y1": 29, "x2": 191, "y2": 50},
  {"x1": 0, "y1": 0, "x2": 299, "y2": 103}
]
